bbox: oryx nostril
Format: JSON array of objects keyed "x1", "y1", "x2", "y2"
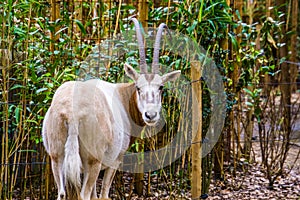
[{"x1": 145, "y1": 111, "x2": 157, "y2": 120}]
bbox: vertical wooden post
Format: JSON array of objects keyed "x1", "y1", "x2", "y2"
[
  {"x1": 191, "y1": 61, "x2": 202, "y2": 199},
  {"x1": 134, "y1": 137, "x2": 144, "y2": 196},
  {"x1": 134, "y1": 1, "x2": 148, "y2": 195}
]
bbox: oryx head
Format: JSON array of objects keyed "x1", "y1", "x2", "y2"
[{"x1": 124, "y1": 18, "x2": 181, "y2": 126}]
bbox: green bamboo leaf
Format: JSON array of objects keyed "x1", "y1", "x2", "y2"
[
  {"x1": 135, "y1": 142, "x2": 139, "y2": 152},
  {"x1": 75, "y1": 19, "x2": 87, "y2": 35},
  {"x1": 187, "y1": 20, "x2": 198, "y2": 34},
  {"x1": 205, "y1": 2, "x2": 221, "y2": 12},
  {"x1": 207, "y1": 19, "x2": 216, "y2": 31},
  {"x1": 14, "y1": 106, "x2": 20, "y2": 124},
  {"x1": 243, "y1": 88, "x2": 253, "y2": 95},
  {"x1": 10, "y1": 84, "x2": 26, "y2": 90},
  {"x1": 55, "y1": 26, "x2": 69, "y2": 35},
  {"x1": 26, "y1": 119, "x2": 38, "y2": 125},
  {"x1": 235, "y1": 9, "x2": 242, "y2": 21},
  {"x1": 228, "y1": 32, "x2": 238, "y2": 50},
  {"x1": 14, "y1": 27, "x2": 26, "y2": 36},
  {"x1": 36, "y1": 88, "x2": 48, "y2": 94},
  {"x1": 18, "y1": 149, "x2": 37, "y2": 153},
  {"x1": 267, "y1": 33, "x2": 277, "y2": 48},
  {"x1": 245, "y1": 101, "x2": 253, "y2": 107},
  {"x1": 29, "y1": 29, "x2": 39, "y2": 35}
]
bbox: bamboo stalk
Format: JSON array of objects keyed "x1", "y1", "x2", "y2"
[
  {"x1": 165, "y1": 0, "x2": 171, "y2": 25},
  {"x1": 0, "y1": 2, "x2": 14, "y2": 197},
  {"x1": 105, "y1": 0, "x2": 122, "y2": 77},
  {"x1": 50, "y1": 0, "x2": 60, "y2": 55},
  {"x1": 138, "y1": 0, "x2": 148, "y2": 28},
  {"x1": 113, "y1": 0, "x2": 122, "y2": 38},
  {"x1": 2, "y1": 46, "x2": 14, "y2": 200},
  {"x1": 91, "y1": 1, "x2": 98, "y2": 38},
  {"x1": 1, "y1": 65, "x2": 9, "y2": 199},
  {"x1": 266, "y1": 0, "x2": 272, "y2": 17},
  {"x1": 263, "y1": 0, "x2": 272, "y2": 94},
  {"x1": 74, "y1": 0, "x2": 83, "y2": 39}
]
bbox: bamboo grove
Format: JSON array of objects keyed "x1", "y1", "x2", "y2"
[{"x1": 0, "y1": 0, "x2": 299, "y2": 199}]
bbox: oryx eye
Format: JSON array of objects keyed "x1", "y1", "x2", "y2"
[
  {"x1": 159, "y1": 85, "x2": 164, "y2": 91},
  {"x1": 136, "y1": 86, "x2": 141, "y2": 94}
]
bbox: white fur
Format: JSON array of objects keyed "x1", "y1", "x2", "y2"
[{"x1": 42, "y1": 64, "x2": 181, "y2": 200}]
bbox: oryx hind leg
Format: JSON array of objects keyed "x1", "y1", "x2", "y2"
[
  {"x1": 99, "y1": 167, "x2": 116, "y2": 199},
  {"x1": 91, "y1": 183, "x2": 97, "y2": 199},
  {"x1": 80, "y1": 158, "x2": 102, "y2": 200},
  {"x1": 50, "y1": 155, "x2": 66, "y2": 200}
]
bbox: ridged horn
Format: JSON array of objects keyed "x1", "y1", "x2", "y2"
[
  {"x1": 151, "y1": 23, "x2": 171, "y2": 74},
  {"x1": 131, "y1": 18, "x2": 147, "y2": 74}
]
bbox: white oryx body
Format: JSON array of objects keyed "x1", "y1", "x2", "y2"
[
  {"x1": 42, "y1": 18, "x2": 180, "y2": 200},
  {"x1": 43, "y1": 80, "x2": 134, "y2": 200}
]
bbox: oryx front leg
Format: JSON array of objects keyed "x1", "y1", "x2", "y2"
[{"x1": 80, "y1": 159, "x2": 102, "y2": 200}]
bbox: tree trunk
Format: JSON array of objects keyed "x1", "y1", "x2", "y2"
[
  {"x1": 277, "y1": 0, "x2": 291, "y2": 141},
  {"x1": 290, "y1": 0, "x2": 298, "y2": 92},
  {"x1": 222, "y1": 0, "x2": 231, "y2": 164},
  {"x1": 243, "y1": 0, "x2": 255, "y2": 162}
]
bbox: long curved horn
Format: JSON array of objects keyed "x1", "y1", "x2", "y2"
[
  {"x1": 151, "y1": 23, "x2": 171, "y2": 74},
  {"x1": 131, "y1": 18, "x2": 147, "y2": 74}
]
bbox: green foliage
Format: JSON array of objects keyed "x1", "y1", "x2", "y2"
[
  {"x1": 239, "y1": 6, "x2": 285, "y2": 115},
  {"x1": 0, "y1": 0, "x2": 296, "y2": 198},
  {"x1": 150, "y1": 0, "x2": 233, "y2": 47}
]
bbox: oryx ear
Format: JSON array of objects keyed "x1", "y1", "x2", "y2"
[
  {"x1": 162, "y1": 70, "x2": 181, "y2": 83},
  {"x1": 124, "y1": 63, "x2": 140, "y2": 81}
]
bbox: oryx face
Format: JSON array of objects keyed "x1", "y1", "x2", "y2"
[
  {"x1": 124, "y1": 64, "x2": 180, "y2": 126},
  {"x1": 135, "y1": 74, "x2": 163, "y2": 125},
  {"x1": 125, "y1": 18, "x2": 181, "y2": 126}
]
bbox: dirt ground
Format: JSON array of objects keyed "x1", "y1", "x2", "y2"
[
  {"x1": 207, "y1": 142, "x2": 300, "y2": 200},
  {"x1": 207, "y1": 100, "x2": 300, "y2": 200},
  {"x1": 117, "y1": 139, "x2": 299, "y2": 200}
]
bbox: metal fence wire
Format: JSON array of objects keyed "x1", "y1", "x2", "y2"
[
  {"x1": 1, "y1": 1, "x2": 186, "y2": 199},
  {"x1": 1, "y1": 0, "x2": 300, "y2": 200}
]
